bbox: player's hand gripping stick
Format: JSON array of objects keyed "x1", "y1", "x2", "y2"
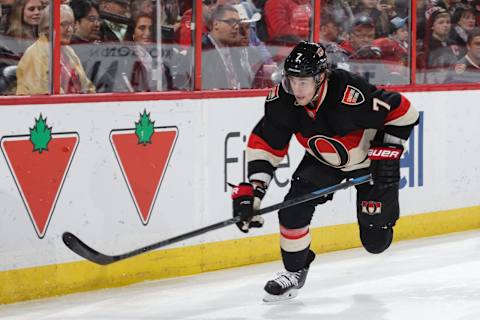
[{"x1": 231, "y1": 182, "x2": 265, "y2": 233}]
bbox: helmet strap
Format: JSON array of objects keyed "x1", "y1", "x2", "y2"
[{"x1": 307, "y1": 73, "x2": 326, "y2": 107}]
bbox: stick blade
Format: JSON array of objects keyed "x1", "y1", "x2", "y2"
[{"x1": 62, "y1": 232, "x2": 116, "y2": 265}]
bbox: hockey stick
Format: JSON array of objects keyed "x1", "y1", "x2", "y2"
[{"x1": 62, "y1": 174, "x2": 371, "y2": 265}]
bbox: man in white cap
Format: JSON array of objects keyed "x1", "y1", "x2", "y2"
[{"x1": 233, "y1": 2, "x2": 277, "y2": 88}]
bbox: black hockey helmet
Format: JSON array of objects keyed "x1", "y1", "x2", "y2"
[{"x1": 283, "y1": 41, "x2": 328, "y2": 79}]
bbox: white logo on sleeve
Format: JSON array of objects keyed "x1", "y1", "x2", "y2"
[{"x1": 341, "y1": 85, "x2": 365, "y2": 105}]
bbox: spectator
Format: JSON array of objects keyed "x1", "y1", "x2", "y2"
[
  {"x1": 161, "y1": 0, "x2": 181, "y2": 42},
  {"x1": 123, "y1": 11, "x2": 172, "y2": 91},
  {"x1": 6, "y1": 0, "x2": 42, "y2": 39},
  {"x1": 322, "y1": 0, "x2": 354, "y2": 37},
  {"x1": 130, "y1": 0, "x2": 153, "y2": 17},
  {"x1": 422, "y1": 6, "x2": 457, "y2": 83},
  {"x1": 340, "y1": 14, "x2": 385, "y2": 83},
  {"x1": 449, "y1": 3, "x2": 476, "y2": 58},
  {"x1": 450, "y1": 27, "x2": 480, "y2": 82},
  {"x1": 99, "y1": 0, "x2": 130, "y2": 42},
  {"x1": 201, "y1": 4, "x2": 250, "y2": 89},
  {"x1": 373, "y1": 16, "x2": 409, "y2": 84},
  {"x1": 263, "y1": 0, "x2": 312, "y2": 45},
  {"x1": 70, "y1": 0, "x2": 119, "y2": 92},
  {"x1": 320, "y1": 14, "x2": 343, "y2": 44},
  {"x1": 340, "y1": 15, "x2": 381, "y2": 60},
  {"x1": 233, "y1": 2, "x2": 276, "y2": 88},
  {"x1": 6, "y1": 0, "x2": 44, "y2": 54},
  {"x1": 234, "y1": 3, "x2": 272, "y2": 65},
  {"x1": 70, "y1": 0, "x2": 102, "y2": 44},
  {"x1": 417, "y1": 1, "x2": 449, "y2": 60},
  {"x1": 131, "y1": 0, "x2": 180, "y2": 42},
  {"x1": 178, "y1": 0, "x2": 217, "y2": 47},
  {"x1": 162, "y1": 0, "x2": 180, "y2": 26},
  {"x1": 353, "y1": 0, "x2": 396, "y2": 37},
  {"x1": 373, "y1": 17, "x2": 408, "y2": 65},
  {"x1": 16, "y1": 5, "x2": 95, "y2": 94}
]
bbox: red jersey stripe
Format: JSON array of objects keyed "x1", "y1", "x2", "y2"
[
  {"x1": 385, "y1": 95, "x2": 410, "y2": 123},
  {"x1": 247, "y1": 133, "x2": 289, "y2": 158}
]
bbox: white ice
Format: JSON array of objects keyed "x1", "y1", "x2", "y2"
[{"x1": 2, "y1": 230, "x2": 480, "y2": 320}]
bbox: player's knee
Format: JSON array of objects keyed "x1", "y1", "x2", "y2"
[{"x1": 359, "y1": 224, "x2": 393, "y2": 254}]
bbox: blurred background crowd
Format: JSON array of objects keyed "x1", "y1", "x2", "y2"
[{"x1": 0, "y1": 0, "x2": 479, "y2": 95}]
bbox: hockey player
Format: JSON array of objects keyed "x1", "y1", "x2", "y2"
[{"x1": 231, "y1": 41, "x2": 419, "y2": 302}]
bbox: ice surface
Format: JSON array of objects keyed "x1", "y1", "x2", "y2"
[{"x1": 2, "y1": 230, "x2": 480, "y2": 320}]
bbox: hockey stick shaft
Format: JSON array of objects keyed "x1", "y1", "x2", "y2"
[{"x1": 63, "y1": 174, "x2": 371, "y2": 265}]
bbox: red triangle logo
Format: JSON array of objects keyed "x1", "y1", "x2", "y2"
[
  {"x1": 1, "y1": 133, "x2": 79, "y2": 238},
  {"x1": 110, "y1": 127, "x2": 178, "y2": 225}
]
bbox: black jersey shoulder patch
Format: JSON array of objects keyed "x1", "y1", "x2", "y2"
[
  {"x1": 266, "y1": 84, "x2": 280, "y2": 102},
  {"x1": 341, "y1": 85, "x2": 365, "y2": 106}
]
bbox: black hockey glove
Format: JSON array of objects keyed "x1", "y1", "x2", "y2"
[
  {"x1": 368, "y1": 142, "x2": 404, "y2": 189},
  {"x1": 231, "y1": 182, "x2": 265, "y2": 233}
]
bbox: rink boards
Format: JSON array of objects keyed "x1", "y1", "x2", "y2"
[{"x1": 1, "y1": 90, "x2": 480, "y2": 304}]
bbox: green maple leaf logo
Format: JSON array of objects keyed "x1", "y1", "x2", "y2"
[
  {"x1": 29, "y1": 114, "x2": 52, "y2": 153},
  {"x1": 135, "y1": 110, "x2": 154, "y2": 145}
]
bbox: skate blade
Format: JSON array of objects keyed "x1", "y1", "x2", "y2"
[{"x1": 262, "y1": 289, "x2": 298, "y2": 303}]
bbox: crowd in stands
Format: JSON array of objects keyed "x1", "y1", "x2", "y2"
[{"x1": 0, "y1": 0, "x2": 479, "y2": 95}]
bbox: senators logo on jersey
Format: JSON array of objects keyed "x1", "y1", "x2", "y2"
[
  {"x1": 361, "y1": 201, "x2": 382, "y2": 215},
  {"x1": 341, "y1": 85, "x2": 365, "y2": 105},
  {"x1": 307, "y1": 135, "x2": 350, "y2": 168}
]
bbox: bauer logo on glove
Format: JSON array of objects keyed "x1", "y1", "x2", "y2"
[
  {"x1": 231, "y1": 182, "x2": 265, "y2": 233},
  {"x1": 368, "y1": 142, "x2": 404, "y2": 189},
  {"x1": 367, "y1": 147, "x2": 402, "y2": 160}
]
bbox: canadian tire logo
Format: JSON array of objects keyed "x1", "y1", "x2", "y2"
[
  {"x1": 1, "y1": 115, "x2": 79, "y2": 238},
  {"x1": 110, "y1": 110, "x2": 178, "y2": 225}
]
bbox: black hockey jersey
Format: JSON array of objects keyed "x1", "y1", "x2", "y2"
[{"x1": 247, "y1": 68, "x2": 419, "y2": 185}]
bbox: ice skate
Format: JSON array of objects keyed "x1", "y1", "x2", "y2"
[{"x1": 262, "y1": 267, "x2": 309, "y2": 302}]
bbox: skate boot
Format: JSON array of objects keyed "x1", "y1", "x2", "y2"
[{"x1": 262, "y1": 266, "x2": 310, "y2": 302}]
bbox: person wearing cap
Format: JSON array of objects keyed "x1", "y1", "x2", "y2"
[
  {"x1": 450, "y1": 27, "x2": 480, "y2": 82},
  {"x1": 99, "y1": 0, "x2": 130, "y2": 42},
  {"x1": 352, "y1": 0, "x2": 396, "y2": 38},
  {"x1": 373, "y1": 17, "x2": 408, "y2": 65},
  {"x1": 232, "y1": 2, "x2": 277, "y2": 88},
  {"x1": 372, "y1": 16, "x2": 409, "y2": 84},
  {"x1": 234, "y1": 3, "x2": 263, "y2": 48},
  {"x1": 421, "y1": 6, "x2": 457, "y2": 83},
  {"x1": 340, "y1": 14, "x2": 381, "y2": 60},
  {"x1": 449, "y1": 3, "x2": 476, "y2": 58}
]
